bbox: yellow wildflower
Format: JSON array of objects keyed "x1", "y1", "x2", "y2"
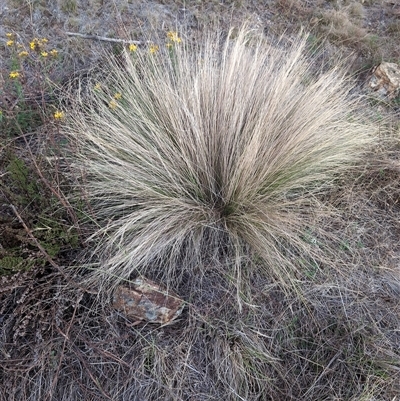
[
  {"x1": 109, "y1": 99, "x2": 118, "y2": 109},
  {"x1": 149, "y1": 44, "x2": 159, "y2": 54},
  {"x1": 9, "y1": 71, "x2": 20, "y2": 79},
  {"x1": 18, "y1": 50, "x2": 29, "y2": 57},
  {"x1": 30, "y1": 38, "x2": 40, "y2": 51},
  {"x1": 94, "y1": 82, "x2": 101, "y2": 91},
  {"x1": 6, "y1": 40, "x2": 14, "y2": 46},
  {"x1": 6, "y1": 33, "x2": 13, "y2": 38},
  {"x1": 49, "y1": 49, "x2": 58, "y2": 57},
  {"x1": 54, "y1": 111, "x2": 64, "y2": 120},
  {"x1": 114, "y1": 92, "x2": 122, "y2": 100},
  {"x1": 129, "y1": 43, "x2": 138, "y2": 52},
  {"x1": 30, "y1": 38, "x2": 48, "y2": 51},
  {"x1": 167, "y1": 31, "x2": 181, "y2": 43}
]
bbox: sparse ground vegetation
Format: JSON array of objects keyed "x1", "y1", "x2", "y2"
[{"x1": 0, "y1": 1, "x2": 399, "y2": 400}]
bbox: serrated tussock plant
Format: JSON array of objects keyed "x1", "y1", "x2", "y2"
[{"x1": 65, "y1": 28, "x2": 376, "y2": 292}]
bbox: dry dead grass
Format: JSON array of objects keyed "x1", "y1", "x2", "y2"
[{"x1": 1, "y1": 235, "x2": 399, "y2": 400}]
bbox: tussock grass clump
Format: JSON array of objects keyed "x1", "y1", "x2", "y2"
[{"x1": 66, "y1": 27, "x2": 376, "y2": 291}]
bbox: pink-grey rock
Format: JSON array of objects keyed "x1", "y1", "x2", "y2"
[
  {"x1": 368, "y1": 62, "x2": 400, "y2": 99},
  {"x1": 112, "y1": 277, "x2": 184, "y2": 324}
]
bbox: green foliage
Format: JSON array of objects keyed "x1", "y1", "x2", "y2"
[
  {"x1": 306, "y1": 33, "x2": 322, "y2": 55},
  {"x1": 0, "y1": 33, "x2": 78, "y2": 277},
  {"x1": 6, "y1": 155, "x2": 39, "y2": 202},
  {"x1": 35, "y1": 215, "x2": 80, "y2": 257},
  {"x1": 61, "y1": 0, "x2": 78, "y2": 13},
  {"x1": 0, "y1": 84, "x2": 44, "y2": 138},
  {"x1": 0, "y1": 255, "x2": 33, "y2": 275},
  {"x1": 0, "y1": 152, "x2": 81, "y2": 275},
  {"x1": 299, "y1": 258, "x2": 320, "y2": 279}
]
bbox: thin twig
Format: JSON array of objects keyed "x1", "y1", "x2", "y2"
[{"x1": 65, "y1": 31, "x2": 144, "y2": 45}]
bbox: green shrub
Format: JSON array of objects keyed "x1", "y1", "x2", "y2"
[{"x1": 65, "y1": 27, "x2": 376, "y2": 292}]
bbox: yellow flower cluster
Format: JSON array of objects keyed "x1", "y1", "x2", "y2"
[
  {"x1": 108, "y1": 92, "x2": 122, "y2": 110},
  {"x1": 6, "y1": 32, "x2": 58, "y2": 57},
  {"x1": 28, "y1": 37, "x2": 57, "y2": 57},
  {"x1": 54, "y1": 111, "x2": 65, "y2": 120},
  {"x1": 6, "y1": 33, "x2": 14, "y2": 47},
  {"x1": 29, "y1": 37, "x2": 47, "y2": 51},
  {"x1": 109, "y1": 92, "x2": 123, "y2": 109},
  {"x1": 149, "y1": 44, "x2": 159, "y2": 54},
  {"x1": 167, "y1": 31, "x2": 182, "y2": 43},
  {"x1": 109, "y1": 99, "x2": 118, "y2": 110},
  {"x1": 9, "y1": 71, "x2": 20, "y2": 79},
  {"x1": 5, "y1": 34, "x2": 59, "y2": 59},
  {"x1": 5, "y1": 33, "x2": 20, "y2": 49},
  {"x1": 5, "y1": 34, "x2": 61, "y2": 82},
  {"x1": 124, "y1": 33, "x2": 180, "y2": 55}
]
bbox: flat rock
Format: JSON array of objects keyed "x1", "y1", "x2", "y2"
[{"x1": 112, "y1": 277, "x2": 184, "y2": 324}]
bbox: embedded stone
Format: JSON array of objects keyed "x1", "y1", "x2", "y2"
[
  {"x1": 112, "y1": 277, "x2": 184, "y2": 324},
  {"x1": 368, "y1": 62, "x2": 400, "y2": 99}
]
